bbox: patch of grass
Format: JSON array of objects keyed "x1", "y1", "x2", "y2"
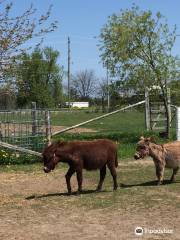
[
  {"x1": 51, "y1": 110, "x2": 145, "y2": 133},
  {"x1": 0, "y1": 163, "x2": 42, "y2": 173}
]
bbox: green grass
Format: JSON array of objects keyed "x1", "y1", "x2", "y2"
[
  {"x1": 51, "y1": 109, "x2": 176, "y2": 159},
  {"x1": 0, "y1": 109, "x2": 177, "y2": 164},
  {"x1": 0, "y1": 162, "x2": 42, "y2": 173},
  {"x1": 51, "y1": 110, "x2": 145, "y2": 133}
]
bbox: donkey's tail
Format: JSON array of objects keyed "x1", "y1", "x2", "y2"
[{"x1": 115, "y1": 151, "x2": 118, "y2": 168}]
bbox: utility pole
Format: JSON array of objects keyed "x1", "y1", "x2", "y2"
[
  {"x1": 106, "y1": 61, "x2": 110, "y2": 111},
  {"x1": 67, "y1": 36, "x2": 71, "y2": 109}
]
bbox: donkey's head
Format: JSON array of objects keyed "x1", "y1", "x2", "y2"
[
  {"x1": 134, "y1": 136, "x2": 153, "y2": 160},
  {"x1": 42, "y1": 141, "x2": 59, "y2": 173},
  {"x1": 42, "y1": 141, "x2": 67, "y2": 173}
]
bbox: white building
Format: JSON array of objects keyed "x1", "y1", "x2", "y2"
[{"x1": 66, "y1": 102, "x2": 89, "y2": 108}]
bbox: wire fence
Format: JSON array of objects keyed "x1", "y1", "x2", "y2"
[{"x1": 0, "y1": 107, "x2": 51, "y2": 151}]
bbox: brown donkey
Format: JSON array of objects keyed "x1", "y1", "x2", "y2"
[
  {"x1": 134, "y1": 137, "x2": 180, "y2": 185},
  {"x1": 42, "y1": 139, "x2": 118, "y2": 194}
]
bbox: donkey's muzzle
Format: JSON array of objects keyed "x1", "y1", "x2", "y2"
[
  {"x1": 44, "y1": 167, "x2": 51, "y2": 173},
  {"x1": 134, "y1": 153, "x2": 141, "y2": 160}
]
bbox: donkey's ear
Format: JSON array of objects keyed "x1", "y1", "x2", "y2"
[
  {"x1": 149, "y1": 136, "x2": 156, "y2": 143},
  {"x1": 47, "y1": 141, "x2": 52, "y2": 146},
  {"x1": 144, "y1": 137, "x2": 151, "y2": 145}
]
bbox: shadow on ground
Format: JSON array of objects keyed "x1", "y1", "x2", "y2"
[
  {"x1": 26, "y1": 189, "x2": 109, "y2": 200},
  {"x1": 120, "y1": 179, "x2": 180, "y2": 188}
]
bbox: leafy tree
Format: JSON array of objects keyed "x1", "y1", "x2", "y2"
[
  {"x1": 99, "y1": 5, "x2": 180, "y2": 137},
  {"x1": 16, "y1": 47, "x2": 63, "y2": 108},
  {"x1": 169, "y1": 79, "x2": 180, "y2": 106},
  {"x1": 43, "y1": 47, "x2": 64, "y2": 107},
  {"x1": 71, "y1": 70, "x2": 97, "y2": 100},
  {"x1": 0, "y1": 0, "x2": 57, "y2": 80}
]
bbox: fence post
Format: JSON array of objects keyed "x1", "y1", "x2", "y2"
[
  {"x1": 145, "y1": 88, "x2": 150, "y2": 131},
  {"x1": 31, "y1": 102, "x2": 37, "y2": 136},
  {"x1": 167, "y1": 88, "x2": 171, "y2": 127},
  {"x1": 176, "y1": 107, "x2": 180, "y2": 141},
  {"x1": 45, "y1": 110, "x2": 51, "y2": 143}
]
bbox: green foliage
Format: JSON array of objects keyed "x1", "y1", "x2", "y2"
[
  {"x1": 16, "y1": 47, "x2": 64, "y2": 108},
  {"x1": 0, "y1": 148, "x2": 40, "y2": 165},
  {"x1": 99, "y1": 4, "x2": 180, "y2": 137},
  {"x1": 169, "y1": 80, "x2": 180, "y2": 105},
  {"x1": 101, "y1": 7, "x2": 177, "y2": 85},
  {"x1": 99, "y1": 5, "x2": 179, "y2": 90}
]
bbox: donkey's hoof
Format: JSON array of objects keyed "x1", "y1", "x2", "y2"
[
  {"x1": 76, "y1": 190, "x2": 82, "y2": 195},
  {"x1": 170, "y1": 178, "x2": 175, "y2": 183},
  {"x1": 96, "y1": 187, "x2": 102, "y2": 192}
]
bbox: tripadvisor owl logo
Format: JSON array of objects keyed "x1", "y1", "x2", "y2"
[{"x1": 135, "y1": 226, "x2": 144, "y2": 236}]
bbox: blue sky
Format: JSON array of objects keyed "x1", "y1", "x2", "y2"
[{"x1": 7, "y1": 0, "x2": 180, "y2": 82}]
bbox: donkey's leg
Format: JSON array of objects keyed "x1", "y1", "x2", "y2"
[
  {"x1": 76, "y1": 168, "x2": 83, "y2": 193},
  {"x1": 65, "y1": 167, "x2": 75, "y2": 194},
  {"x1": 96, "y1": 165, "x2": 106, "y2": 191},
  {"x1": 155, "y1": 164, "x2": 165, "y2": 185},
  {"x1": 170, "y1": 167, "x2": 179, "y2": 183},
  {"x1": 107, "y1": 163, "x2": 118, "y2": 190}
]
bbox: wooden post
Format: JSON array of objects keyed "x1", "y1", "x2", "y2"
[
  {"x1": 31, "y1": 102, "x2": 37, "y2": 136},
  {"x1": 145, "y1": 88, "x2": 150, "y2": 131},
  {"x1": 45, "y1": 110, "x2": 51, "y2": 143}
]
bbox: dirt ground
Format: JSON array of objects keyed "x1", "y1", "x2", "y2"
[
  {"x1": 0, "y1": 123, "x2": 96, "y2": 136},
  {"x1": 51, "y1": 125, "x2": 97, "y2": 134},
  {"x1": 0, "y1": 161, "x2": 179, "y2": 240}
]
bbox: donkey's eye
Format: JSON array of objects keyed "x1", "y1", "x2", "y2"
[{"x1": 137, "y1": 145, "x2": 146, "y2": 150}]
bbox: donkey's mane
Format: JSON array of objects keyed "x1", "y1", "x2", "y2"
[{"x1": 149, "y1": 142, "x2": 164, "y2": 152}]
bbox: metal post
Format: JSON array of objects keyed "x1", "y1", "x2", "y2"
[
  {"x1": 31, "y1": 102, "x2": 37, "y2": 136},
  {"x1": 145, "y1": 88, "x2": 150, "y2": 131},
  {"x1": 107, "y1": 62, "x2": 110, "y2": 111},
  {"x1": 176, "y1": 107, "x2": 180, "y2": 141},
  {"x1": 45, "y1": 110, "x2": 51, "y2": 143}
]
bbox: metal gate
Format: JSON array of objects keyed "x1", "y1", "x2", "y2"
[
  {"x1": 0, "y1": 106, "x2": 51, "y2": 151},
  {"x1": 150, "y1": 102, "x2": 167, "y2": 131}
]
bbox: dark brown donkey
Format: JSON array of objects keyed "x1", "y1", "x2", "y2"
[
  {"x1": 42, "y1": 139, "x2": 118, "y2": 194},
  {"x1": 134, "y1": 136, "x2": 180, "y2": 185}
]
